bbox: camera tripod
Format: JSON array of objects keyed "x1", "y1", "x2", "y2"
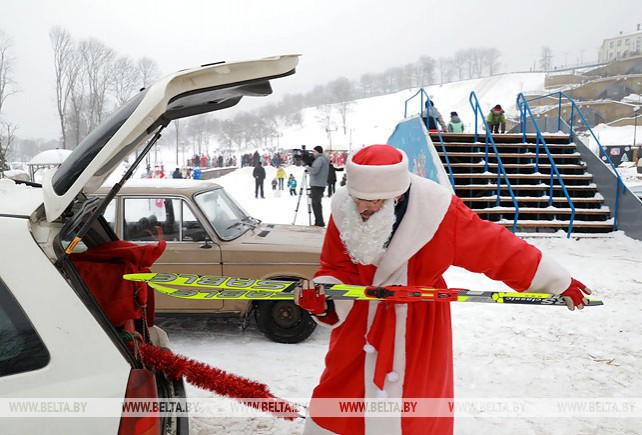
[{"x1": 292, "y1": 170, "x2": 312, "y2": 225}]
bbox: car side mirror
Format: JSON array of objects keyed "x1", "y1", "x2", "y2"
[{"x1": 194, "y1": 231, "x2": 213, "y2": 249}]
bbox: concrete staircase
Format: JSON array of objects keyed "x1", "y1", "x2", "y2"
[{"x1": 431, "y1": 132, "x2": 614, "y2": 234}]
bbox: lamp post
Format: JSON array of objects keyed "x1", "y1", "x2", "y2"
[{"x1": 634, "y1": 105, "x2": 639, "y2": 148}]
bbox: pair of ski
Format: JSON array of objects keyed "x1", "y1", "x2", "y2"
[{"x1": 123, "y1": 273, "x2": 603, "y2": 307}]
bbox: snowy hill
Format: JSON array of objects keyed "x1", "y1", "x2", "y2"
[{"x1": 278, "y1": 73, "x2": 546, "y2": 150}]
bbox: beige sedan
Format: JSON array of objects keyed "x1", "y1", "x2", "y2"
[{"x1": 97, "y1": 178, "x2": 325, "y2": 343}]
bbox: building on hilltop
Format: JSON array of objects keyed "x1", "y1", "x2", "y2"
[{"x1": 598, "y1": 24, "x2": 642, "y2": 63}]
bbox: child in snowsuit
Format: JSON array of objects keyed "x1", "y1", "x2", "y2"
[
  {"x1": 487, "y1": 104, "x2": 506, "y2": 134},
  {"x1": 447, "y1": 112, "x2": 464, "y2": 133},
  {"x1": 288, "y1": 174, "x2": 297, "y2": 196}
]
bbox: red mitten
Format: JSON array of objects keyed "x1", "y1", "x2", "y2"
[
  {"x1": 560, "y1": 278, "x2": 591, "y2": 311},
  {"x1": 294, "y1": 281, "x2": 327, "y2": 316}
]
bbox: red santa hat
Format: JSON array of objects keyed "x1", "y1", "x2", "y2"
[{"x1": 346, "y1": 144, "x2": 410, "y2": 200}]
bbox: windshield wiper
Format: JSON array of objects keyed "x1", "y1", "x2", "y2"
[{"x1": 225, "y1": 216, "x2": 259, "y2": 231}]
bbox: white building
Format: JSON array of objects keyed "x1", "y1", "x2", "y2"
[{"x1": 598, "y1": 24, "x2": 642, "y2": 63}]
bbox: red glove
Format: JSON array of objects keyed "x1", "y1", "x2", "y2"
[
  {"x1": 294, "y1": 281, "x2": 327, "y2": 316},
  {"x1": 560, "y1": 278, "x2": 591, "y2": 311}
]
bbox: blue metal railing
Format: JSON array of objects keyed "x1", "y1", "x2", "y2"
[
  {"x1": 516, "y1": 93, "x2": 576, "y2": 237},
  {"x1": 522, "y1": 91, "x2": 624, "y2": 231},
  {"x1": 468, "y1": 92, "x2": 519, "y2": 233},
  {"x1": 404, "y1": 88, "x2": 455, "y2": 189}
]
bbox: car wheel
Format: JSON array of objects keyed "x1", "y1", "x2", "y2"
[{"x1": 254, "y1": 301, "x2": 317, "y2": 344}]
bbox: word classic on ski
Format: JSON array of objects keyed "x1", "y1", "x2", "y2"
[{"x1": 294, "y1": 144, "x2": 592, "y2": 435}]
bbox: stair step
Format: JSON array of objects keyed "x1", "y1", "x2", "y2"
[
  {"x1": 475, "y1": 207, "x2": 609, "y2": 215},
  {"x1": 439, "y1": 152, "x2": 581, "y2": 159},
  {"x1": 460, "y1": 184, "x2": 597, "y2": 191},
  {"x1": 430, "y1": 133, "x2": 572, "y2": 144},
  {"x1": 439, "y1": 142, "x2": 577, "y2": 150},
  {"x1": 452, "y1": 173, "x2": 593, "y2": 181},
  {"x1": 461, "y1": 196, "x2": 603, "y2": 204},
  {"x1": 494, "y1": 220, "x2": 614, "y2": 230},
  {"x1": 449, "y1": 162, "x2": 586, "y2": 170}
]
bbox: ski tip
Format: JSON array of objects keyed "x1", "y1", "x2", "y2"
[
  {"x1": 123, "y1": 273, "x2": 155, "y2": 282},
  {"x1": 586, "y1": 298, "x2": 604, "y2": 307}
]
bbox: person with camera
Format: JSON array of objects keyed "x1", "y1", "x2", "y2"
[{"x1": 306, "y1": 146, "x2": 330, "y2": 227}]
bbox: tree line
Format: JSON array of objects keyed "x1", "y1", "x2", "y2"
[{"x1": 4, "y1": 24, "x2": 552, "y2": 167}]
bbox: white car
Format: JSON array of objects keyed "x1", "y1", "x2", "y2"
[{"x1": 0, "y1": 55, "x2": 299, "y2": 434}]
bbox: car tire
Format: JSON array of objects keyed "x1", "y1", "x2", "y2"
[{"x1": 254, "y1": 301, "x2": 317, "y2": 344}]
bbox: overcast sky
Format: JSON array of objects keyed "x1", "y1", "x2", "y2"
[{"x1": 1, "y1": 0, "x2": 641, "y2": 140}]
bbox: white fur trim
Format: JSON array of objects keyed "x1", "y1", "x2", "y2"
[
  {"x1": 376, "y1": 388, "x2": 388, "y2": 398},
  {"x1": 364, "y1": 302, "x2": 406, "y2": 435},
  {"x1": 386, "y1": 372, "x2": 400, "y2": 383},
  {"x1": 527, "y1": 252, "x2": 571, "y2": 294},
  {"x1": 303, "y1": 415, "x2": 339, "y2": 434},
  {"x1": 373, "y1": 175, "x2": 452, "y2": 286},
  {"x1": 346, "y1": 148, "x2": 410, "y2": 200}
]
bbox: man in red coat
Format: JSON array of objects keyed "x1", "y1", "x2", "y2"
[{"x1": 296, "y1": 144, "x2": 591, "y2": 435}]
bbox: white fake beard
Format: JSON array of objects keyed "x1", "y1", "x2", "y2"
[{"x1": 339, "y1": 198, "x2": 396, "y2": 265}]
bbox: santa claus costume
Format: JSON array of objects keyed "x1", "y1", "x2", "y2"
[{"x1": 303, "y1": 145, "x2": 573, "y2": 435}]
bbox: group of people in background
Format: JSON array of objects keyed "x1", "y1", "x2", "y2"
[
  {"x1": 422, "y1": 99, "x2": 507, "y2": 134},
  {"x1": 190, "y1": 153, "x2": 236, "y2": 168},
  {"x1": 251, "y1": 145, "x2": 350, "y2": 228}
]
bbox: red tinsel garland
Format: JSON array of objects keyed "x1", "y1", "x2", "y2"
[{"x1": 138, "y1": 342, "x2": 299, "y2": 421}]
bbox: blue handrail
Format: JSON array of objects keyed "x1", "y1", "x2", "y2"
[
  {"x1": 522, "y1": 91, "x2": 624, "y2": 231},
  {"x1": 468, "y1": 92, "x2": 519, "y2": 233},
  {"x1": 404, "y1": 88, "x2": 455, "y2": 189},
  {"x1": 516, "y1": 93, "x2": 576, "y2": 238}
]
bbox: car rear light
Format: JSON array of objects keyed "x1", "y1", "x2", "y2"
[{"x1": 118, "y1": 369, "x2": 161, "y2": 435}]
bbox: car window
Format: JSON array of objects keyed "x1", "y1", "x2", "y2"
[
  {"x1": 103, "y1": 198, "x2": 117, "y2": 233},
  {"x1": 123, "y1": 197, "x2": 181, "y2": 242},
  {"x1": 122, "y1": 197, "x2": 209, "y2": 242},
  {"x1": 194, "y1": 188, "x2": 254, "y2": 240},
  {"x1": 181, "y1": 201, "x2": 208, "y2": 242},
  {"x1": 0, "y1": 279, "x2": 50, "y2": 377}
]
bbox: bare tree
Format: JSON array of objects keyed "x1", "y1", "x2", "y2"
[
  {"x1": 315, "y1": 104, "x2": 336, "y2": 147},
  {"x1": 217, "y1": 119, "x2": 244, "y2": 150},
  {"x1": 68, "y1": 69, "x2": 87, "y2": 148},
  {"x1": 437, "y1": 57, "x2": 455, "y2": 83},
  {"x1": 0, "y1": 120, "x2": 17, "y2": 171},
  {"x1": 468, "y1": 49, "x2": 484, "y2": 78},
  {"x1": 539, "y1": 46, "x2": 553, "y2": 71},
  {"x1": 327, "y1": 77, "x2": 354, "y2": 134},
  {"x1": 111, "y1": 56, "x2": 139, "y2": 104},
  {"x1": 50, "y1": 27, "x2": 81, "y2": 149},
  {"x1": 79, "y1": 38, "x2": 116, "y2": 131},
  {"x1": 137, "y1": 57, "x2": 160, "y2": 89},
  {"x1": 359, "y1": 73, "x2": 377, "y2": 97},
  {"x1": 453, "y1": 50, "x2": 468, "y2": 81},
  {"x1": 0, "y1": 29, "x2": 19, "y2": 116},
  {"x1": 483, "y1": 48, "x2": 501, "y2": 75},
  {"x1": 416, "y1": 56, "x2": 436, "y2": 86}
]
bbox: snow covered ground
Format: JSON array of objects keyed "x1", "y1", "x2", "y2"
[
  {"x1": 99, "y1": 70, "x2": 642, "y2": 434},
  {"x1": 153, "y1": 163, "x2": 642, "y2": 435}
]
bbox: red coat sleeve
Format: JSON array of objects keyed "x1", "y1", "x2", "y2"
[{"x1": 448, "y1": 196, "x2": 542, "y2": 292}]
